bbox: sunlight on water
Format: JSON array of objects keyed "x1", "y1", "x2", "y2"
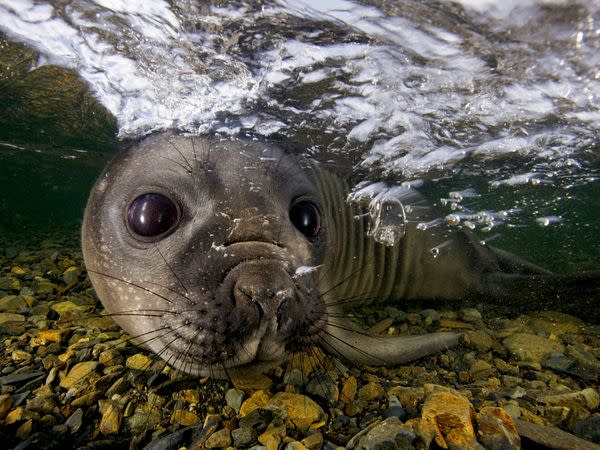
[{"x1": 0, "y1": 0, "x2": 598, "y2": 254}]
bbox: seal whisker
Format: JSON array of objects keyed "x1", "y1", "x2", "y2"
[
  {"x1": 312, "y1": 334, "x2": 364, "y2": 371},
  {"x1": 86, "y1": 269, "x2": 185, "y2": 303},
  {"x1": 153, "y1": 245, "x2": 190, "y2": 297}
]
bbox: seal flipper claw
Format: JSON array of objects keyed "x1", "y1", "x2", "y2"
[{"x1": 322, "y1": 319, "x2": 461, "y2": 366}]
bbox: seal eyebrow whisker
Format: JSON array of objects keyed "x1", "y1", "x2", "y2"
[
  {"x1": 190, "y1": 135, "x2": 198, "y2": 168},
  {"x1": 153, "y1": 245, "x2": 190, "y2": 297},
  {"x1": 167, "y1": 138, "x2": 194, "y2": 175}
]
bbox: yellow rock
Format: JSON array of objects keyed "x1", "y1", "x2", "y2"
[
  {"x1": 232, "y1": 371, "x2": 273, "y2": 391},
  {"x1": 31, "y1": 328, "x2": 68, "y2": 346},
  {"x1": 0, "y1": 394, "x2": 14, "y2": 419},
  {"x1": 51, "y1": 301, "x2": 89, "y2": 315},
  {"x1": 358, "y1": 382, "x2": 385, "y2": 401},
  {"x1": 439, "y1": 319, "x2": 474, "y2": 330},
  {"x1": 0, "y1": 313, "x2": 25, "y2": 324},
  {"x1": 420, "y1": 390, "x2": 480, "y2": 449},
  {"x1": 268, "y1": 392, "x2": 326, "y2": 432},
  {"x1": 240, "y1": 390, "x2": 271, "y2": 417},
  {"x1": 11, "y1": 350, "x2": 32, "y2": 363},
  {"x1": 99, "y1": 402, "x2": 122, "y2": 435},
  {"x1": 15, "y1": 419, "x2": 33, "y2": 440},
  {"x1": 477, "y1": 406, "x2": 520, "y2": 450},
  {"x1": 10, "y1": 266, "x2": 27, "y2": 276},
  {"x1": 125, "y1": 353, "x2": 152, "y2": 371},
  {"x1": 58, "y1": 348, "x2": 76, "y2": 363},
  {"x1": 170, "y1": 409, "x2": 201, "y2": 426},
  {"x1": 174, "y1": 389, "x2": 200, "y2": 404},
  {"x1": 340, "y1": 376, "x2": 357, "y2": 404},
  {"x1": 5, "y1": 407, "x2": 39, "y2": 425},
  {"x1": 259, "y1": 423, "x2": 286, "y2": 450},
  {"x1": 59, "y1": 361, "x2": 99, "y2": 389}
]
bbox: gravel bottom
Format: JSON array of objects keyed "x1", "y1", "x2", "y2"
[{"x1": 0, "y1": 239, "x2": 599, "y2": 450}]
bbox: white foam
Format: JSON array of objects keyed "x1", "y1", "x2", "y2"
[{"x1": 0, "y1": 0, "x2": 596, "y2": 202}]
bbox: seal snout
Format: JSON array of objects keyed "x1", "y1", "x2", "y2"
[{"x1": 228, "y1": 260, "x2": 300, "y2": 333}]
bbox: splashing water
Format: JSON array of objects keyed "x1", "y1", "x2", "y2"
[{"x1": 0, "y1": 0, "x2": 598, "y2": 258}]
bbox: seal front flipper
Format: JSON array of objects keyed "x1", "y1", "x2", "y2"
[{"x1": 321, "y1": 317, "x2": 461, "y2": 366}]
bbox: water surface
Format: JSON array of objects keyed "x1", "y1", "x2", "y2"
[{"x1": 0, "y1": 0, "x2": 598, "y2": 272}]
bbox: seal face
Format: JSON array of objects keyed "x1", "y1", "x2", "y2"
[{"x1": 82, "y1": 132, "x2": 328, "y2": 376}]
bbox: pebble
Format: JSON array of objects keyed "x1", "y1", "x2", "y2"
[
  {"x1": 204, "y1": 428, "x2": 232, "y2": 448},
  {"x1": 421, "y1": 308, "x2": 440, "y2": 325},
  {"x1": 65, "y1": 408, "x2": 84, "y2": 433},
  {"x1": 0, "y1": 393, "x2": 14, "y2": 419},
  {"x1": 225, "y1": 387, "x2": 244, "y2": 413},
  {"x1": 419, "y1": 389, "x2": 482, "y2": 449},
  {"x1": 125, "y1": 353, "x2": 152, "y2": 371},
  {"x1": 127, "y1": 404, "x2": 162, "y2": 434},
  {"x1": 99, "y1": 401, "x2": 122, "y2": 435},
  {"x1": 357, "y1": 382, "x2": 385, "y2": 401},
  {"x1": 383, "y1": 395, "x2": 407, "y2": 421},
  {"x1": 0, "y1": 294, "x2": 31, "y2": 311},
  {"x1": 356, "y1": 416, "x2": 415, "y2": 449},
  {"x1": 461, "y1": 308, "x2": 483, "y2": 323},
  {"x1": 268, "y1": 392, "x2": 326, "y2": 431},
  {"x1": 469, "y1": 359, "x2": 494, "y2": 380},
  {"x1": 0, "y1": 312, "x2": 26, "y2": 323},
  {"x1": 340, "y1": 376, "x2": 357, "y2": 404},
  {"x1": 537, "y1": 388, "x2": 600, "y2": 410},
  {"x1": 0, "y1": 244, "x2": 599, "y2": 449},
  {"x1": 6, "y1": 407, "x2": 40, "y2": 425},
  {"x1": 503, "y1": 332, "x2": 565, "y2": 364},
  {"x1": 468, "y1": 329, "x2": 495, "y2": 352},
  {"x1": 232, "y1": 426, "x2": 257, "y2": 447},
  {"x1": 515, "y1": 418, "x2": 600, "y2": 450},
  {"x1": 301, "y1": 431, "x2": 324, "y2": 449},
  {"x1": 574, "y1": 415, "x2": 600, "y2": 443},
  {"x1": 476, "y1": 406, "x2": 520, "y2": 449},
  {"x1": 170, "y1": 409, "x2": 201, "y2": 426},
  {"x1": 306, "y1": 371, "x2": 339, "y2": 403},
  {"x1": 240, "y1": 390, "x2": 271, "y2": 417},
  {"x1": 258, "y1": 422, "x2": 286, "y2": 449},
  {"x1": 59, "y1": 361, "x2": 98, "y2": 389}
]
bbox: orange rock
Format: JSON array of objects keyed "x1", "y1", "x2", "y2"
[
  {"x1": 476, "y1": 406, "x2": 520, "y2": 450},
  {"x1": 340, "y1": 376, "x2": 357, "y2": 404},
  {"x1": 420, "y1": 390, "x2": 483, "y2": 449}
]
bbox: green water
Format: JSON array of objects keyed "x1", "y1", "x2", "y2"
[{"x1": 0, "y1": 53, "x2": 598, "y2": 276}]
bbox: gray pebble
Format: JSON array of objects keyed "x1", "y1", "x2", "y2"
[
  {"x1": 232, "y1": 426, "x2": 257, "y2": 447},
  {"x1": 225, "y1": 387, "x2": 244, "y2": 414}
]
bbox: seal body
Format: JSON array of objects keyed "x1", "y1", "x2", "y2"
[{"x1": 81, "y1": 132, "x2": 554, "y2": 377}]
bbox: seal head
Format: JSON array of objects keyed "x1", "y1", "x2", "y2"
[{"x1": 82, "y1": 133, "x2": 328, "y2": 376}]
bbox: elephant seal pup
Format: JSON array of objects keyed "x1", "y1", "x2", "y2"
[{"x1": 82, "y1": 132, "x2": 544, "y2": 377}]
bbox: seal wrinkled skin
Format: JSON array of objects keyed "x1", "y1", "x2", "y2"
[{"x1": 83, "y1": 132, "x2": 569, "y2": 378}]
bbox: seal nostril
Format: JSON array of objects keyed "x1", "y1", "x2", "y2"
[{"x1": 234, "y1": 284, "x2": 263, "y2": 322}]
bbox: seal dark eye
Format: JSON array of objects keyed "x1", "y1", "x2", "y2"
[
  {"x1": 289, "y1": 200, "x2": 321, "y2": 238},
  {"x1": 128, "y1": 193, "x2": 180, "y2": 238}
]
